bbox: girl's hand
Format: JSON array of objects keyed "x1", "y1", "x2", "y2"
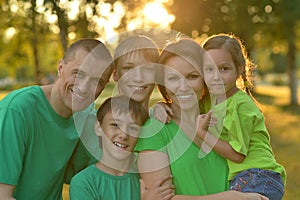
[
  {"x1": 153, "y1": 102, "x2": 174, "y2": 124},
  {"x1": 140, "y1": 175, "x2": 175, "y2": 200},
  {"x1": 196, "y1": 110, "x2": 215, "y2": 139}
]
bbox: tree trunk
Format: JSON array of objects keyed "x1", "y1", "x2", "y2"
[
  {"x1": 53, "y1": 1, "x2": 68, "y2": 52},
  {"x1": 287, "y1": 39, "x2": 299, "y2": 106},
  {"x1": 31, "y1": 0, "x2": 42, "y2": 84}
]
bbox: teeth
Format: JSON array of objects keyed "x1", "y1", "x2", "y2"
[
  {"x1": 177, "y1": 94, "x2": 192, "y2": 99},
  {"x1": 132, "y1": 86, "x2": 145, "y2": 91},
  {"x1": 113, "y1": 142, "x2": 128, "y2": 149},
  {"x1": 70, "y1": 87, "x2": 85, "y2": 99}
]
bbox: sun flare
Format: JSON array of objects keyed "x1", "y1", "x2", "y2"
[{"x1": 143, "y1": 1, "x2": 175, "y2": 27}]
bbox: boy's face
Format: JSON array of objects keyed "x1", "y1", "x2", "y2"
[
  {"x1": 99, "y1": 110, "x2": 141, "y2": 161},
  {"x1": 113, "y1": 53, "x2": 156, "y2": 104}
]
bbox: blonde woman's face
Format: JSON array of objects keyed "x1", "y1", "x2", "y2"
[{"x1": 164, "y1": 56, "x2": 204, "y2": 111}]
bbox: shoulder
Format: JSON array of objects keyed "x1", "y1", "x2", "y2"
[
  {"x1": 0, "y1": 86, "x2": 43, "y2": 109},
  {"x1": 70, "y1": 164, "x2": 98, "y2": 185}
]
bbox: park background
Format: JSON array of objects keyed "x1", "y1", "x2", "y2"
[{"x1": 0, "y1": 0, "x2": 299, "y2": 199}]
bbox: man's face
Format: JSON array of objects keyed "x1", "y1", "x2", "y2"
[{"x1": 58, "y1": 48, "x2": 112, "y2": 115}]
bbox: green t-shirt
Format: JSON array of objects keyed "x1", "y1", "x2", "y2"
[
  {"x1": 69, "y1": 164, "x2": 141, "y2": 200},
  {"x1": 135, "y1": 118, "x2": 229, "y2": 195},
  {"x1": 213, "y1": 90, "x2": 286, "y2": 183},
  {"x1": 0, "y1": 86, "x2": 95, "y2": 199}
]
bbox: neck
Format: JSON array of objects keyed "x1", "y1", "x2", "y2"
[
  {"x1": 171, "y1": 104, "x2": 198, "y2": 124},
  {"x1": 215, "y1": 86, "x2": 239, "y2": 104},
  {"x1": 41, "y1": 83, "x2": 72, "y2": 118},
  {"x1": 96, "y1": 162, "x2": 128, "y2": 176},
  {"x1": 99, "y1": 156, "x2": 132, "y2": 176}
]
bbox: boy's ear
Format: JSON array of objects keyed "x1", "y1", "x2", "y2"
[
  {"x1": 94, "y1": 121, "x2": 103, "y2": 136},
  {"x1": 112, "y1": 69, "x2": 119, "y2": 82}
]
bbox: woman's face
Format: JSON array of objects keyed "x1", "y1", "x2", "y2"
[{"x1": 163, "y1": 56, "x2": 204, "y2": 111}]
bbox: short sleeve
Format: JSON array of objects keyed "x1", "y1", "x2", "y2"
[
  {"x1": 0, "y1": 108, "x2": 26, "y2": 185},
  {"x1": 134, "y1": 118, "x2": 167, "y2": 153}
]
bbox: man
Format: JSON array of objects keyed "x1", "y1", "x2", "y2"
[{"x1": 0, "y1": 39, "x2": 113, "y2": 200}]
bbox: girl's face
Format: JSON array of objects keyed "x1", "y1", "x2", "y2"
[
  {"x1": 203, "y1": 48, "x2": 239, "y2": 96},
  {"x1": 113, "y1": 53, "x2": 156, "y2": 105},
  {"x1": 164, "y1": 56, "x2": 204, "y2": 111}
]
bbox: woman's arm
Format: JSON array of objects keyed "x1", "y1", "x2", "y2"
[
  {"x1": 137, "y1": 151, "x2": 267, "y2": 200},
  {"x1": 137, "y1": 150, "x2": 172, "y2": 189}
]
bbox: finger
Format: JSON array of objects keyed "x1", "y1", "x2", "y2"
[
  {"x1": 153, "y1": 175, "x2": 172, "y2": 188},
  {"x1": 140, "y1": 179, "x2": 146, "y2": 193},
  {"x1": 165, "y1": 106, "x2": 174, "y2": 116}
]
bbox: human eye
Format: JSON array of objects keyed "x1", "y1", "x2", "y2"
[
  {"x1": 110, "y1": 122, "x2": 118, "y2": 128},
  {"x1": 73, "y1": 70, "x2": 85, "y2": 79},
  {"x1": 128, "y1": 125, "x2": 140, "y2": 136},
  {"x1": 122, "y1": 65, "x2": 134, "y2": 72},
  {"x1": 188, "y1": 73, "x2": 200, "y2": 80},
  {"x1": 219, "y1": 65, "x2": 229, "y2": 72},
  {"x1": 204, "y1": 66, "x2": 214, "y2": 73},
  {"x1": 167, "y1": 75, "x2": 179, "y2": 82}
]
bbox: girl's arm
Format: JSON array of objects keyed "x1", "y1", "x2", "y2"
[{"x1": 196, "y1": 113, "x2": 245, "y2": 163}]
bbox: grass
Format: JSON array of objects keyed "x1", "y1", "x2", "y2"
[{"x1": 1, "y1": 84, "x2": 299, "y2": 199}]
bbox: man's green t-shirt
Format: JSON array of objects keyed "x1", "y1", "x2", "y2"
[
  {"x1": 0, "y1": 86, "x2": 95, "y2": 199},
  {"x1": 135, "y1": 118, "x2": 229, "y2": 195},
  {"x1": 69, "y1": 164, "x2": 140, "y2": 200}
]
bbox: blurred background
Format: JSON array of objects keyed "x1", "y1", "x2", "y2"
[{"x1": 0, "y1": 0, "x2": 299, "y2": 199}]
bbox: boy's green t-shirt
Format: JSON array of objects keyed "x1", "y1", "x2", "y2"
[
  {"x1": 0, "y1": 86, "x2": 95, "y2": 199},
  {"x1": 70, "y1": 164, "x2": 141, "y2": 200},
  {"x1": 135, "y1": 118, "x2": 229, "y2": 195}
]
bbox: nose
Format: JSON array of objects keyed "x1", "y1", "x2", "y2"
[
  {"x1": 132, "y1": 67, "x2": 144, "y2": 83},
  {"x1": 178, "y1": 78, "x2": 191, "y2": 92},
  {"x1": 212, "y1": 70, "x2": 222, "y2": 81},
  {"x1": 74, "y1": 78, "x2": 92, "y2": 96},
  {"x1": 117, "y1": 128, "x2": 128, "y2": 140}
]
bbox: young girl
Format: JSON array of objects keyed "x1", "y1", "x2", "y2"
[{"x1": 197, "y1": 33, "x2": 286, "y2": 200}]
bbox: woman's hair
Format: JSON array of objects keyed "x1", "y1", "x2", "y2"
[
  {"x1": 202, "y1": 33, "x2": 257, "y2": 97},
  {"x1": 96, "y1": 95, "x2": 149, "y2": 126},
  {"x1": 157, "y1": 38, "x2": 207, "y2": 104}
]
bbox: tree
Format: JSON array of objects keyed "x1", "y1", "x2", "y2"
[{"x1": 170, "y1": 0, "x2": 299, "y2": 106}]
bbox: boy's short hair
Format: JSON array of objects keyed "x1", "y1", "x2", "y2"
[{"x1": 96, "y1": 96, "x2": 149, "y2": 126}]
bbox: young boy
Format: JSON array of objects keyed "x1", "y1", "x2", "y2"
[{"x1": 69, "y1": 96, "x2": 174, "y2": 200}]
